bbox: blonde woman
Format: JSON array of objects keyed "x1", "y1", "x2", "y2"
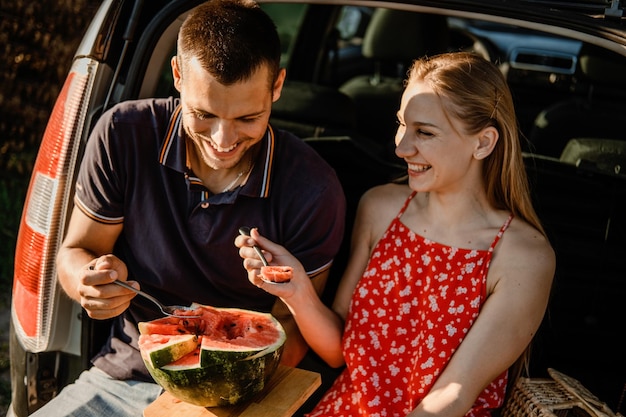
[{"x1": 236, "y1": 52, "x2": 555, "y2": 417}]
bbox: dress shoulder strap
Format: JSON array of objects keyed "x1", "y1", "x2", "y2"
[
  {"x1": 488, "y1": 213, "x2": 514, "y2": 253},
  {"x1": 397, "y1": 191, "x2": 417, "y2": 218}
]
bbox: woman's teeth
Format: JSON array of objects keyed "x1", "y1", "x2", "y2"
[{"x1": 408, "y1": 163, "x2": 431, "y2": 172}]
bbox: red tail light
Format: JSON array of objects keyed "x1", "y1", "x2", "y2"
[{"x1": 12, "y1": 58, "x2": 97, "y2": 353}]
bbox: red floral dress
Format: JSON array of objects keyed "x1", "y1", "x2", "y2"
[{"x1": 307, "y1": 192, "x2": 513, "y2": 417}]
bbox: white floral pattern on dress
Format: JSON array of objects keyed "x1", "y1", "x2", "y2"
[{"x1": 307, "y1": 192, "x2": 513, "y2": 417}]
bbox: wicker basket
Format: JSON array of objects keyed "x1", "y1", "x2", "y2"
[{"x1": 501, "y1": 368, "x2": 620, "y2": 417}]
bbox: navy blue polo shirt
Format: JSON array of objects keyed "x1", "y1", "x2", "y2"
[{"x1": 74, "y1": 97, "x2": 346, "y2": 380}]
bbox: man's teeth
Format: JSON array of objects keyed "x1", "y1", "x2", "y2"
[
  {"x1": 408, "y1": 163, "x2": 431, "y2": 172},
  {"x1": 211, "y1": 142, "x2": 238, "y2": 152}
]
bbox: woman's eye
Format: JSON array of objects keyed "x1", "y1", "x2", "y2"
[{"x1": 417, "y1": 129, "x2": 434, "y2": 138}]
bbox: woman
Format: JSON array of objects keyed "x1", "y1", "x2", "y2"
[{"x1": 235, "y1": 52, "x2": 555, "y2": 417}]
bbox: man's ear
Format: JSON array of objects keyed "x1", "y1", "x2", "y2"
[
  {"x1": 474, "y1": 126, "x2": 499, "y2": 160},
  {"x1": 171, "y1": 56, "x2": 183, "y2": 93},
  {"x1": 272, "y1": 68, "x2": 287, "y2": 103}
]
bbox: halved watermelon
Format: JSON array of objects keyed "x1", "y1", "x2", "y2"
[{"x1": 138, "y1": 304, "x2": 286, "y2": 407}]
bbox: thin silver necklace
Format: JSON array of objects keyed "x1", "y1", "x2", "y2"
[{"x1": 222, "y1": 156, "x2": 253, "y2": 193}]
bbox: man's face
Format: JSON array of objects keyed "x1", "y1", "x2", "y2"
[{"x1": 172, "y1": 56, "x2": 285, "y2": 171}]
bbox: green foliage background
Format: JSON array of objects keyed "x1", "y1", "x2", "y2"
[{"x1": 0, "y1": 0, "x2": 101, "y2": 413}]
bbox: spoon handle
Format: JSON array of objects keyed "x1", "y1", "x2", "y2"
[
  {"x1": 113, "y1": 279, "x2": 163, "y2": 308},
  {"x1": 238, "y1": 226, "x2": 270, "y2": 266}
]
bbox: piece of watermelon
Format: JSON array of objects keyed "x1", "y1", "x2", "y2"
[
  {"x1": 138, "y1": 333, "x2": 198, "y2": 368},
  {"x1": 260, "y1": 265, "x2": 293, "y2": 283},
  {"x1": 138, "y1": 305, "x2": 286, "y2": 407}
]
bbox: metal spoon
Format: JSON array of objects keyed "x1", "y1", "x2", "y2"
[
  {"x1": 238, "y1": 226, "x2": 270, "y2": 266},
  {"x1": 112, "y1": 280, "x2": 201, "y2": 318},
  {"x1": 239, "y1": 226, "x2": 289, "y2": 285}
]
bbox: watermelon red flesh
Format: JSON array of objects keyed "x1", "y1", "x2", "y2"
[
  {"x1": 138, "y1": 305, "x2": 286, "y2": 407},
  {"x1": 138, "y1": 317, "x2": 205, "y2": 335},
  {"x1": 260, "y1": 265, "x2": 293, "y2": 283}
]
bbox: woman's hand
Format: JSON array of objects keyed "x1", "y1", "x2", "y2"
[{"x1": 234, "y1": 228, "x2": 308, "y2": 298}]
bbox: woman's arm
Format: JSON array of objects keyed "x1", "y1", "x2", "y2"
[{"x1": 235, "y1": 185, "x2": 402, "y2": 367}]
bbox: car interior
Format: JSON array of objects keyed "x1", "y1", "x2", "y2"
[{"x1": 127, "y1": 2, "x2": 626, "y2": 411}]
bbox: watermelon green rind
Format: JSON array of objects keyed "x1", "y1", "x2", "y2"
[
  {"x1": 138, "y1": 334, "x2": 198, "y2": 369},
  {"x1": 143, "y1": 343, "x2": 284, "y2": 407}
]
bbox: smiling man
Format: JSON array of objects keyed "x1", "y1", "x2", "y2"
[{"x1": 45, "y1": 1, "x2": 346, "y2": 416}]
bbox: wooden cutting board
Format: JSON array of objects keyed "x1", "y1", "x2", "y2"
[{"x1": 143, "y1": 365, "x2": 321, "y2": 417}]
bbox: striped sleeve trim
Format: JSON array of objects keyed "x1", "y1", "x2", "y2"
[
  {"x1": 74, "y1": 196, "x2": 124, "y2": 225},
  {"x1": 306, "y1": 260, "x2": 334, "y2": 279}
]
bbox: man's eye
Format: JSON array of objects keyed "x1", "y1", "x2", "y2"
[
  {"x1": 194, "y1": 112, "x2": 211, "y2": 120},
  {"x1": 241, "y1": 116, "x2": 261, "y2": 123}
]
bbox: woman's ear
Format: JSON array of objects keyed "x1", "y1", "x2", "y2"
[{"x1": 474, "y1": 126, "x2": 499, "y2": 160}]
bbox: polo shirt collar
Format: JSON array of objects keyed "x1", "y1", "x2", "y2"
[{"x1": 158, "y1": 104, "x2": 276, "y2": 198}]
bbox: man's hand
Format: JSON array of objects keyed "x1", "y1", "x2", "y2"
[{"x1": 79, "y1": 254, "x2": 138, "y2": 320}]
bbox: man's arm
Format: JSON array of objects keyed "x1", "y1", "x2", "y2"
[{"x1": 56, "y1": 206, "x2": 137, "y2": 319}]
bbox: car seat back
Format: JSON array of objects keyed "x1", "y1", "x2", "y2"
[
  {"x1": 271, "y1": 80, "x2": 357, "y2": 138},
  {"x1": 339, "y1": 9, "x2": 449, "y2": 157},
  {"x1": 529, "y1": 43, "x2": 626, "y2": 157}
]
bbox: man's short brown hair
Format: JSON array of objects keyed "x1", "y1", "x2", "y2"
[{"x1": 177, "y1": 0, "x2": 282, "y2": 88}]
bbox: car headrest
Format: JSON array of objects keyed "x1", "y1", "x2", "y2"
[
  {"x1": 579, "y1": 43, "x2": 626, "y2": 87},
  {"x1": 271, "y1": 81, "x2": 357, "y2": 131},
  {"x1": 362, "y1": 9, "x2": 449, "y2": 62},
  {"x1": 560, "y1": 137, "x2": 626, "y2": 176}
]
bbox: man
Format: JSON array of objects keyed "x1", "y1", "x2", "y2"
[{"x1": 36, "y1": 1, "x2": 345, "y2": 415}]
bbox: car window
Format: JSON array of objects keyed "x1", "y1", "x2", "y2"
[
  {"x1": 335, "y1": 6, "x2": 373, "y2": 47},
  {"x1": 144, "y1": 3, "x2": 308, "y2": 99},
  {"x1": 260, "y1": 3, "x2": 308, "y2": 68}
]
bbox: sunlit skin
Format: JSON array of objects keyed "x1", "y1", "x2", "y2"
[
  {"x1": 394, "y1": 80, "x2": 489, "y2": 199},
  {"x1": 172, "y1": 56, "x2": 285, "y2": 192}
]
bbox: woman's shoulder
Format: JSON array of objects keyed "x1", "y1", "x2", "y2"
[
  {"x1": 507, "y1": 217, "x2": 554, "y2": 257},
  {"x1": 357, "y1": 183, "x2": 412, "y2": 226},
  {"x1": 493, "y1": 215, "x2": 556, "y2": 285},
  {"x1": 361, "y1": 182, "x2": 411, "y2": 205},
  {"x1": 351, "y1": 183, "x2": 413, "y2": 253}
]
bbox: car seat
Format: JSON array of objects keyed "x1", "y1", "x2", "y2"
[
  {"x1": 270, "y1": 80, "x2": 357, "y2": 138},
  {"x1": 559, "y1": 137, "x2": 626, "y2": 177},
  {"x1": 338, "y1": 8, "x2": 450, "y2": 158},
  {"x1": 528, "y1": 43, "x2": 626, "y2": 158}
]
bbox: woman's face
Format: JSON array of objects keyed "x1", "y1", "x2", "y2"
[{"x1": 395, "y1": 79, "x2": 479, "y2": 194}]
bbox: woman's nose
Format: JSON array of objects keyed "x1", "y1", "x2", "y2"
[{"x1": 394, "y1": 130, "x2": 412, "y2": 158}]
